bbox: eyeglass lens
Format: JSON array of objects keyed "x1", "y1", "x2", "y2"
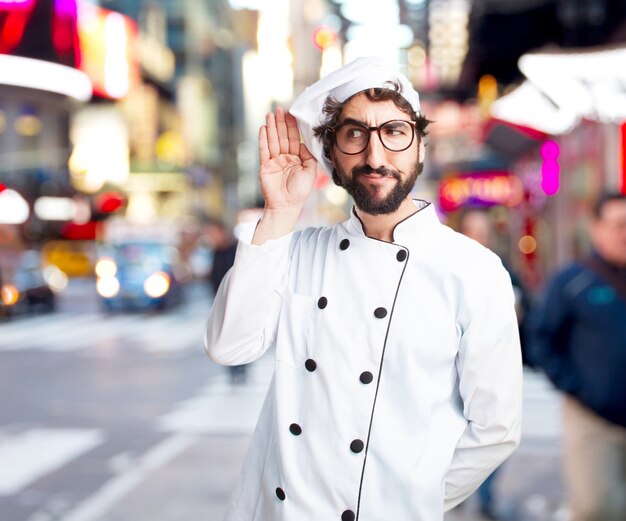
[{"x1": 335, "y1": 120, "x2": 414, "y2": 154}]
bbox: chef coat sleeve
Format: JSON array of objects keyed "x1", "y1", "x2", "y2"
[
  {"x1": 444, "y1": 261, "x2": 523, "y2": 511},
  {"x1": 204, "y1": 223, "x2": 293, "y2": 366}
]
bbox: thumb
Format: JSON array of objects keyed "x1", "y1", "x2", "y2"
[{"x1": 299, "y1": 143, "x2": 315, "y2": 162}]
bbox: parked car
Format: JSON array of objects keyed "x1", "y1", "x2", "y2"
[
  {"x1": 0, "y1": 250, "x2": 59, "y2": 318},
  {"x1": 95, "y1": 241, "x2": 185, "y2": 312}
]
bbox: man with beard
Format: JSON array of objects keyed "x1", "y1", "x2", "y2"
[{"x1": 205, "y1": 57, "x2": 522, "y2": 521}]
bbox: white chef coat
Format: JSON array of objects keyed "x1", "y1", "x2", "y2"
[{"x1": 205, "y1": 200, "x2": 522, "y2": 521}]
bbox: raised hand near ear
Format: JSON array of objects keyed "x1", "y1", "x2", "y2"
[{"x1": 253, "y1": 107, "x2": 317, "y2": 245}]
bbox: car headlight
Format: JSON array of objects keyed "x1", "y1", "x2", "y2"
[
  {"x1": 43, "y1": 266, "x2": 68, "y2": 293},
  {"x1": 95, "y1": 257, "x2": 117, "y2": 278},
  {"x1": 1, "y1": 284, "x2": 19, "y2": 306},
  {"x1": 97, "y1": 276, "x2": 120, "y2": 298},
  {"x1": 144, "y1": 272, "x2": 170, "y2": 298}
]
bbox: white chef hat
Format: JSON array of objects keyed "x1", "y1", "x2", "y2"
[{"x1": 289, "y1": 56, "x2": 421, "y2": 176}]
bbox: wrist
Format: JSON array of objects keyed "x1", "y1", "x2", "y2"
[{"x1": 252, "y1": 207, "x2": 301, "y2": 245}]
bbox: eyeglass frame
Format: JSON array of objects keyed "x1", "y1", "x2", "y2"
[{"x1": 328, "y1": 118, "x2": 418, "y2": 155}]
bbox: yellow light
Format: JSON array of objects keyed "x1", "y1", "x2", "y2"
[
  {"x1": 14, "y1": 115, "x2": 42, "y2": 137},
  {"x1": 313, "y1": 26, "x2": 337, "y2": 50},
  {"x1": 95, "y1": 257, "x2": 117, "y2": 278},
  {"x1": 144, "y1": 272, "x2": 170, "y2": 298},
  {"x1": 97, "y1": 276, "x2": 120, "y2": 298},
  {"x1": 518, "y1": 235, "x2": 537, "y2": 255},
  {"x1": 0, "y1": 110, "x2": 6, "y2": 133},
  {"x1": 1, "y1": 284, "x2": 19, "y2": 306}
]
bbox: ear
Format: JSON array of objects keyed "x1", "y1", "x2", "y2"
[{"x1": 418, "y1": 140, "x2": 426, "y2": 162}]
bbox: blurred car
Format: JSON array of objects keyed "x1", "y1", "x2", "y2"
[
  {"x1": 41, "y1": 240, "x2": 95, "y2": 278},
  {"x1": 0, "y1": 250, "x2": 64, "y2": 318},
  {"x1": 95, "y1": 241, "x2": 185, "y2": 312}
]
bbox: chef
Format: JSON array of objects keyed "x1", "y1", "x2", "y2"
[{"x1": 205, "y1": 57, "x2": 522, "y2": 521}]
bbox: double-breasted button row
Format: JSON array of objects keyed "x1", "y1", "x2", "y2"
[
  {"x1": 318, "y1": 295, "x2": 387, "y2": 321},
  {"x1": 306, "y1": 357, "x2": 372, "y2": 385}
]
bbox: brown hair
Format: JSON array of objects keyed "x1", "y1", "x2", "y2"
[{"x1": 312, "y1": 81, "x2": 430, "y2": 173}]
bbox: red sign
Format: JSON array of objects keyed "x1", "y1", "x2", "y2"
[
  {"x1": 0, "y1": 0, "x2": 80, "y2": 67},
  {"x1": 439, "y1": 171, "x2": 524, "y2": 212},
  {"x1": 621, "y1": 122, "x2": 626, "y2": 195}
]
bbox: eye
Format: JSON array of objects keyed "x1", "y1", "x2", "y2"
[
  {"x1": 382, "y1": 123, "x2": 409, "y2": 137},
  {"x1": 346, "y1": 127, "x2": 365, "y2": 139}
]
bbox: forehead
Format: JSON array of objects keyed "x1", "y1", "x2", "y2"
[
  {"x1": 600, "y1": 199, "x2": 626, "y2": 222},
  {"x1": 339, "y1": 93, "x2": 409, "y2": 124}
]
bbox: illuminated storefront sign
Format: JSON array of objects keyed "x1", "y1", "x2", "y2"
[
  {"x1": 0, "y1": 0, "x2": 79, "y2": 67},
  {"x1": 439, "y1": 171, "x2": 524, "y2": 212},
  {"x1": 77, "y1": 3, "x2": 139, "y2": 99}
]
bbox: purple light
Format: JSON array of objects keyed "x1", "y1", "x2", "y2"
[
  {"x1": 541, "y1": 140, "x2": 561, "y2": 196},
  {"x1": 54, "y1": 0, "x2": 77, "y2": 16},
  {"x1": 540, "y1": 140, "x2": 560, "y2": 160}
]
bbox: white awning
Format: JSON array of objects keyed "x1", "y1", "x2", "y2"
[
  {"x1": 0, "y1": 55, "x2": 92, "y2": 102},
  {"x1": 491, "y1": 46, "x2": 626, "y2": 135}
]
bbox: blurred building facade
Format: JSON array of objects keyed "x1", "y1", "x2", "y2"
[{"x1": 2, "y1": 0, "x2": 626, "y2": 286}]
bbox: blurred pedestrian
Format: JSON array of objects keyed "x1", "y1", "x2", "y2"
[
  {"x1": 459, "y1": 209, "x2": 533, "y2": 364},
  {"x1": 531, "y1": 191, "x2": 626, "y2": 521},
  {"x1": 205, "y1": 57, "x2": 522, "y2": 520},
  {"x1": 205, "y1": 218, "x2": 247, "y2": 384},
  {"x1": 458, "y1": 208, "x2": 532, "y2": 520}
]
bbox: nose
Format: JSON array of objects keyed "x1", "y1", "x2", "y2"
[{"x1": 364, "y1": 130, "x2": 386, "y2": 169}]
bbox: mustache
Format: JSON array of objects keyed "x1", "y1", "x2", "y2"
[{"x1": 352, "y1": 165, "x2": 401, "y2": 180}]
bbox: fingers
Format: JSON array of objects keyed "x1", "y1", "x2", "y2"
[
  {"x1": 261, "y1": 109, "x2": 303, "y2": 163},
  {"x1": 265, "y1": 112, "x2": 280, "y2": 158},
  {"x1": 275, "y1": 107, "x2": 290, "y2": 155},
  {"x1": 286, "y1": 112, "x2": 301, "y2": 156},
  {"x1": 258, "y1": 125, "x2": 270, "y2": 165}
]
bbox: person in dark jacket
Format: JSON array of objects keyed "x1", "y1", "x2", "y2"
[
  {"x1": 531, "y1": 191, "x2": 626, "y2": 521},
  {"x1": 205, "y1": 218, "x2": 247, "y2": 384}
]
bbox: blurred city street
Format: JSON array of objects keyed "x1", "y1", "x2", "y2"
[{"x1": 0, "y1": 281, "x2": 566, "y2": 521}]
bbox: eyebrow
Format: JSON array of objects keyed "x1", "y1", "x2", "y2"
[{"x1": 339, "y1": 117, "x2": 368, "y2": 126}]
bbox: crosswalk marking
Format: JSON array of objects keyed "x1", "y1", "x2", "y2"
[
  {"x1": 521, "y1": 369, "x2": 563, "y2": 440},
  {"x1": 157, "y1": 352, "x2": 275, "y2": 435},
  {"x1": 0, "y1": 428, "x2": 104, "y2": 496},
  {"x1": 0, "y1": 300, "x2": 211, "y2": 354}
]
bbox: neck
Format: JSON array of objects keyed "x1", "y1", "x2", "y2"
[{"x1": 355, "y1": 197, "x2": 417, "y2": 242}]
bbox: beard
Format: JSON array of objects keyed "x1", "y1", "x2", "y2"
[{"x1": 332, "y1": 161, "x2": 422, "y2": 215}]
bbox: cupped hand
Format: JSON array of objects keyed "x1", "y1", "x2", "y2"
[{"x1": 258, "y1": 107, "x2": 317, "y2": 213}]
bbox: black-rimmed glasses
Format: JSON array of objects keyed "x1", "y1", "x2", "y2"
[{"x1": 330, "y1": 119, "x2": 416, "y2": 155}]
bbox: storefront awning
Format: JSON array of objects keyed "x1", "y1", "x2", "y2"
[{"x1": 491, "y1": 45, "x2": 626, "y2": 135}]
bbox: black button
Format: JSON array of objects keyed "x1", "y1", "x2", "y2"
[
  {"x1": 374, "y1": 307, "x2": 387, "y2": 318},
  {"x1": 305, "y1": 359, "x2": 317, "y2": 372},
  {"x1": 276, "y1": 487, "x2": 286, "y2": 501},
  {"x1": 318, "y1": 297, "x2": 328, "y2": 309},
  {"x1": 341, "y1": 510, "x2": 355, "y2": 521},
  {"x1": 340, "y1": 239, "x2": 350, "y2": 250},
  {"x1": 360, "y1": 371, "x2": 373, "y2": 384},
  {"x1": 396, "y1": 249, "x2": 407, "y2": 262},
  {"x1": 289, "y1": 423, "x2": 302, "y2": 436},
  {"x1": 350, "y1": 439, "x2": 364, "y2": 453}
]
